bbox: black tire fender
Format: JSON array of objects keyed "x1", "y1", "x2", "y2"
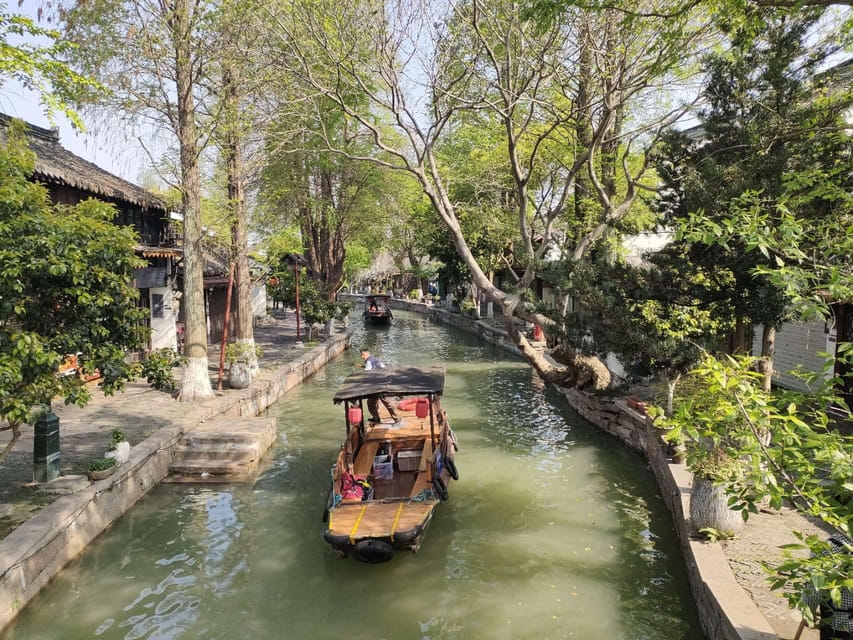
[
  {"x1": 444, "y1": 457, "x2": 459, "y2": 481},
  {"x1": 322, "y1": 488, "x2": 333, "y2": 523},
  {"x1": 432, "y1": 474, "x2": 449, "y2": 501},
  {"x1": 352, "y1": 539, "x2": 395, "y2": 563}
]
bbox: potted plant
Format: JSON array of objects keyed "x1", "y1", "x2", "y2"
[
  {"x1": 459, "y1": 298, "x2": 479, "y2": 318},
  {"x1": 88, "y1": 456, "x2": 118, "y2": 481},
  {"x1": 688, "y1": 447, "x2": 745, "y2": 536},
  {"x1": 225, "y1": 342, "x2": 261, "y2": 389},
  {"x1": 107, "y1": 428, "x2": 131, "y2": 463}
]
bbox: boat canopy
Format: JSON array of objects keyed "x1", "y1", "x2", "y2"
[{"x1": 333, "y1": 366, "x2": 445, "y2": 403}]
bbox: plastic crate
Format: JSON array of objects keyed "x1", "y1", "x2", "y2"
[
  {"x1": 397, "y1": 450, "x2": 421, "y2": 472},
  {"x1": 373, "y1": 455, "x2": 393, "y2": 480}
]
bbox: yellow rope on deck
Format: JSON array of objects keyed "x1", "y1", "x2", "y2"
[
  {"x1": 390, "y1": 502, "x2": 404, "y2": 541},
  {"x1": 349, "y1": 505, "x2": 367, "y2": 544}
]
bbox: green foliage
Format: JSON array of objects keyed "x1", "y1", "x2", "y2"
[
  {"x1": 657, "y1": 353, "x2": 852, "y2": 611},
  {"x1": 698, "y1": 527, "x2": 736, "y2": 543},
  {"x1": 342, "y1": 243, "x2": 371, "y2": 285},
  {"x1": 556, "y1": 255, "x2": 722, "y2": 411},
  {"x1": 301, "y1": 295, "x2": 337, "y2": 327},
  {"x1": 140, "y1": 348, "x2": 184, "y2": 392},
  {"x1": 224, "y1": 342, "x2": 261, "y2": 365},
  {"x1": 0, "y1": 123, "x2": 146, "y2": 430},
  {"x1": 334, "y1": 301, "x2": 352, "y2": 321},
  {"x1": 110, "y1": 428, "x2": 126, "y2": 447},
  {"x1": 408, "y1": 289, "x2": 421, "y2": 300},
  {"x1": 689, "y1": 448, "x2": 743, "y2": 484},
  {"x1": 458, "y1": 298, "x2": 478, "y2": 318},
  {"x1": 88, "y1": 456, "x2": 117, "y2": 472},
  {"x1": 656, "y1": 12, "x2": 851, "y2": 338},
  {"x1": 0, "y1": 4, "x2": 101, "y2": 128}
]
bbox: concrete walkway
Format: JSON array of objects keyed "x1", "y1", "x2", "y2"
[{"x1": 0, "y1": 310, "x2": 323, "y2": 539}]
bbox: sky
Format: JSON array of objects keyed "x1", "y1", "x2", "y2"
[{"x1": 1, "y1": 2, "x2": 147, "y2": 183}]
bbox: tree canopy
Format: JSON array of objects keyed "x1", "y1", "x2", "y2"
[{"x1": 0, "y1": 121, "x2": 145, "y2": 460}]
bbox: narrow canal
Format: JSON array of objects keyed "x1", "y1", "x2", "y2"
[{"x1": 2, "y1": 311, "x2": 703, "y2": 639}]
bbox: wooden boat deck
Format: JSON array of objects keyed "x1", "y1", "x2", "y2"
[{"x1": 328, "y1": 500, "x2": 437, "y2": 541}]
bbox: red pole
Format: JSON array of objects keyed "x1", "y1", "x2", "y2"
[
  {"x1": 217, "y1": 264, "x2": 235, "y2": 391},
  {"x1": 294, "y1": 266, "x2": 301, "y2": 342}
]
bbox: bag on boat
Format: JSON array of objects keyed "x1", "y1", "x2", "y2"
[{"x1": 341, "y1": 472, "x2": 372, "y2": 501}]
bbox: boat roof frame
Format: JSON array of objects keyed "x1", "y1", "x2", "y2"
[{"x1": 333, "y1": 365, "x2": 445, "y2": 403}]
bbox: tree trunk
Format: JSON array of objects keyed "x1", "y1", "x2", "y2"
[
  {"x1": 690, "y1": 476, "x2": 744, "y2": 535},
  {"x1": 175, "y1": 0, "x2": 213, "y2": 402},
  {"x1": 759, "y1": 324, "x2": 776, "y2": 392},
  {"x1": 733, "y1": 316, "x2": 747, "y2": 354},
  {"x1": 224, "y1": 66, "x2": 257, "y2": 377},
  {"x1": 574, "y1": 21, "x2": 593, "y2": 228},
  {"x1": 418, "y1": 159, "x2": 611, "y2": 390},
  {"x1": 665, "y1": 372, "x2": 681, "y2": 417}
]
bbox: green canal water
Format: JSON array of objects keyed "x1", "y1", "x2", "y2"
[{"x1": 2, "y1": 311, "x2": 703, "y2": 639}]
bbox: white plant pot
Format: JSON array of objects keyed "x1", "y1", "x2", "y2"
[
  {"x1": 690, "y1": 476, "x2": 744, "y2": 535},
  {"x1": 228, "y1": 361, "x2": 253, "y2": 389}
]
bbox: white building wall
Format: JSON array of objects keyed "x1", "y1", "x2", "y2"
[
  {"x1": 752, "y1": 318, "x2": 833, "y2": 391},
  {"x1": 149, "y1": 287, "x2": 177, "y2": 351},
  {"x1": 251, "y1": 285, "x2": 267, "y2": 318}
]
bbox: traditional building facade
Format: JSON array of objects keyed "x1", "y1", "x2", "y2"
[{"x1": 0, "y1": 113, "x2": 181, "y2": 352}]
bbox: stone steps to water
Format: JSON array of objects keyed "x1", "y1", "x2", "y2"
[
  {"x1": 166, "y1": 417, "x2": 277, "y2": 483},
  {"x1": 173, "y1": 441, "x2": 262, "y2": 462}
]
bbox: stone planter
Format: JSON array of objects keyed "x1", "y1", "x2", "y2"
[
  {"x1": 88, "y1": 464, "x2": 117, "y2": 481},
  {"x1": 690, "y1": 476, "x2": 744, "y2": 534},
  {"x1": 228, "y1": 361, "x2": 252, "y2": 389}
]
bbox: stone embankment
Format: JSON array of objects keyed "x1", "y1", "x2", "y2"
[
  {"x1": 362, "y1": 294, "x2": 808, "y2": 640},
  {"x1": 0, "y1": 321, "x2": 350, "y2": 633}
]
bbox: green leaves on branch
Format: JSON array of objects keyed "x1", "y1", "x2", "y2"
[
  {"x1": 0, "y1": 5, "x2": 102, "y2": 129},
  {"x1": 0, "y1": 122, "x2": 146, "y2": 430},
  {"x1": 657, "y1": 352, "x2": 852, "y2": 611}
]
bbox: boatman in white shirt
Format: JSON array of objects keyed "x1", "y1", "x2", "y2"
[{"x1": 360, "y1": 349, "x2": 401, "y2": 427}]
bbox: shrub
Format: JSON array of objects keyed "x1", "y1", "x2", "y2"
[
  {"x1": 225, "y1": 342, "x2": 261, "y2": 365},
  {"x1": 141, "y1": 348, "x2": 184, "y2": 391},
  {"x1": 459, "y1": 298, "x2": 478, "y2": 317},
  {"x1": 110, "y1": 428, "x2": 126, "y2": 449},
  {"x1": 88, "y1": 457, "x2": 117, "y2": 472},
  {"x1": 334, "y1": 301, "x2": 352, "y2": 321}
]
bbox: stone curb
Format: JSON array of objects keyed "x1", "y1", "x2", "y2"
[
  {"x1": 377, "y1": 295, "x2": 779, "y2": 640},
  {"x1": 0, "y1": 332, "x2": 351, "y2": 633}
]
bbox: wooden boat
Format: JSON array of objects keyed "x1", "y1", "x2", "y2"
[
  {"x1": 363, "y1": 294, "x2": 393, "y2": 325},
  {"x1": 323, "y1": 365, "x2": 459, "y2": 562}
]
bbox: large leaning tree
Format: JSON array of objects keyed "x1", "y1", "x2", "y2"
[
  {"x1": 256, "y1": 0, "x2": 711, "y2": 389},
  {"x1": 0, "y1": 123, "x2": 146, "y2": 462}
]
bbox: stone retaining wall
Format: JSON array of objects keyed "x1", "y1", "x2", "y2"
[
  {"x1": 379, "y1": 295, "x2": 778, "y2": 640},
  {"x1": 0, "y1": 333, "x2": 350, "y2": 633}
]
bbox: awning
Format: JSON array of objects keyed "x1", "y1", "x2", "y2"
[
  {"x1": 136, "y1": 245, "x2": 183, "y2": 259},
  {"x1": 333, "y1": 366, "x2": 445, "y2": 403}
]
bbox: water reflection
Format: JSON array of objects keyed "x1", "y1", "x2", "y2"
[{"x1": 2, "y1": 311, "x2": 703, "y2": 640}]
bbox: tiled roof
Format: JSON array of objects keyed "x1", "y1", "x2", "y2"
[{"x1": 0, "y1": 113, "x2": 168, "y2": 212}]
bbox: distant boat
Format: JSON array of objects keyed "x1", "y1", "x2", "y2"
[
  {"x1": 362, "y1": 294, "x2": 393, "y2": 325},
  {"x1": 322, "y1": 365, "x2": 459, "y2": 563}
]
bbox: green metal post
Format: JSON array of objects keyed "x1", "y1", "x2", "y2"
[{"x1": 33, "y1": 410, "x2": 60, "y2": 483}]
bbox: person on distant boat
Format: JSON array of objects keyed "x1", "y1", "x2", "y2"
[
  {"x1": 360, "y1": 349, "x2": 401, "y2": 427},
  {"x1": 368, "y1": 299, "x2": 378, "y2": 312}
]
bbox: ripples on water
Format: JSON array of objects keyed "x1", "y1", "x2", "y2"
[{"x1": 2, "y1": 312, "x2": 703, "y2": 640}]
